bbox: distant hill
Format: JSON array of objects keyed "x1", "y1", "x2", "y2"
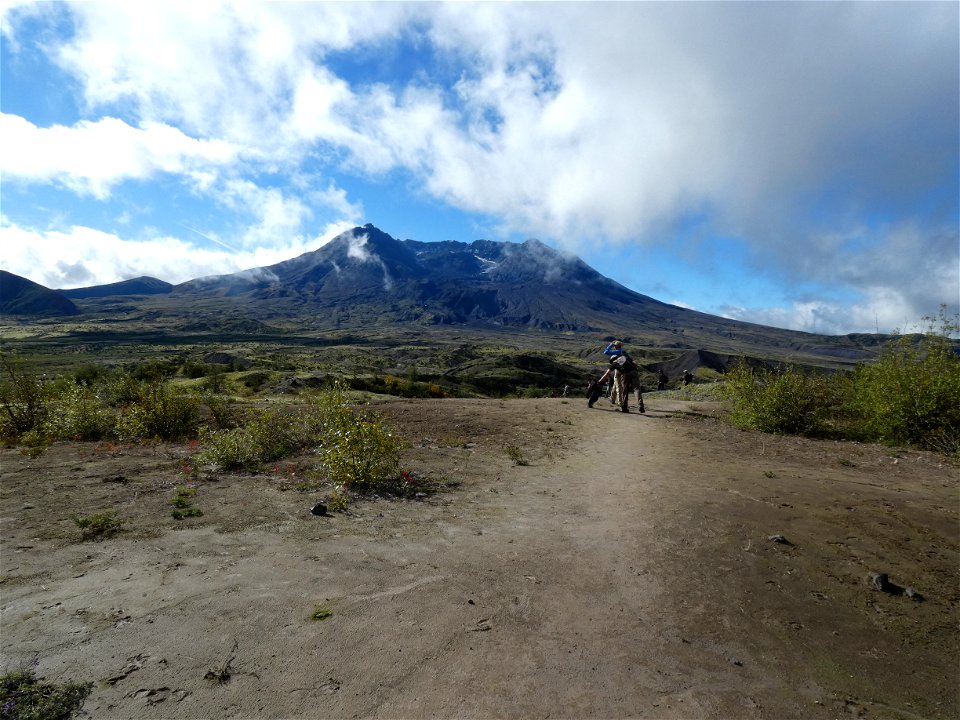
[
  {"x1": 60, "y1": 276, "x2": 173, "y2": 299},
  {"x1": 0, "y1": 270, "x2": 79, "y2": 317}
]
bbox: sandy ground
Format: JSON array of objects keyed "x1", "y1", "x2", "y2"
[{"x1": 1, "y1": 395, "x2": 957, "y2": 719}]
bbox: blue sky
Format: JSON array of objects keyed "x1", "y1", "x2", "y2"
[{"x1": 1, "y1": 1, "x2": 957, "y2": 335}]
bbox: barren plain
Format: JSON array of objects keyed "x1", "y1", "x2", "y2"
[{"x1": 1, "y1": 395, "x2": 957, "y2": 719}]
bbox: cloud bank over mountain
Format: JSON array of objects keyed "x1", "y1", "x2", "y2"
[{"x1": 1, "y1": 2, "x2": 956, "y2": 334}]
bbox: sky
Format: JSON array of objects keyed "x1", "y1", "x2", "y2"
[{"x1": 1, "y1": 1, "x2": 957, "y2": 336}]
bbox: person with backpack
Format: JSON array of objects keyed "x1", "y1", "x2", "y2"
[
  {"x1": 609, "y1": 351, "x2": 645, "y2": 413},
  {"x1": 602, "y1": 340, "x2": 625, "y2": 405}
]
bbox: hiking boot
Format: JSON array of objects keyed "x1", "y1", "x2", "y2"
[
  {"x1": 621, "y1": 407, "x2": 630, "y2": 413},
  {"x1": 588, "y1": 400, "x2": 595, "y2": 408}
]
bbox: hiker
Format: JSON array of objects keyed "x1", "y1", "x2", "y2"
[
  {"x1": 657, "y1": 369, "x2": 668, "y2": 391},
  {"x1": 610, "y1": 352, "x2": 644, "y2": 413},
  {"x1": 683, "y1": 369, "x2": 693, "y2": 386},
  {"x1": 601, "y1": 340, "x2": 625, "y2": 405}
]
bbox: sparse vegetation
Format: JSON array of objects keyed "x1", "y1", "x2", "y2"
[
  {"x1": 0, "y1": 669, "x2": 92, "y2": 720},
  {"x1": 505, "y1": 444, "x2": 529, "y2": 466},
  {"x1": 72, "y1": 510, "x2": 125, "y2": 541},
  {"x1": 171, "y1": 486, "x2": 204, "y2": 520},
  {"x1": 310, "y1": 605, "x2": 333, "y2": 621}
]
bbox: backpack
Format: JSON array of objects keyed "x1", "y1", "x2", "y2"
[{"x1": 611, "y1": 354, "x2": 638, "y2": 373}]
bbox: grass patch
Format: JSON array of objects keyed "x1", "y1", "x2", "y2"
[
  {"x1": 505, "y1": 444, "x2": 530, "y2": 466},
  {"x1": 310, "y1": 605, "x2": 333, "y2": 622}
]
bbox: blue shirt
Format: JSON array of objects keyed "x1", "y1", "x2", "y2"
[{"x1": 603, "y1": 343, "x2": 624, "y2": 358}]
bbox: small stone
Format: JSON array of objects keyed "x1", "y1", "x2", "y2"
[
  {"x1": 768, "y1": 534, "x2": 790, "y2": 544},
  {"x1": 868, "y1": 572, "x2": 889, "y2": 591},
  {"x1": 905, "y1": 587, "x2": 924, "y2": 601},
  {"x1": 311, "y1": 502, "x2": 327, "y2": 516}
]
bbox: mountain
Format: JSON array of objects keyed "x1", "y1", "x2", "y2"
[
  {"x1": 45, "y1": 224, "x2": 904, "y2": 368},
  {"x1": 0, "y1": 270, "x2": 79, "y2": 317},
  {"x1": 60, "y1": 276, "x2": 173, "y2": 299},
  {"x1": 175, "y1": 224, "x2": 699, "y2": 331},
  {"x1": 167, "y1": 224, "x2": 882, "y2": 364}
]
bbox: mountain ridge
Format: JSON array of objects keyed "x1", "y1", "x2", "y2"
[{"x1": 0, "y1": 225, "x2": 903, "y2": 367}]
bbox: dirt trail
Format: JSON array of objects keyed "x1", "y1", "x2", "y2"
[{"x1": 1, "y1": 397, "x2": 957, "y2": 719}]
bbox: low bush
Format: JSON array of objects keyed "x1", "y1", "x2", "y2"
[
  {"x1": 850, "y1": 312, "x2": 960, "y2": 451},
  {"x1": 722, "y1": 309, "x2": 959, "y2": 453},
  {"x1": 43, "y1": 384, "x2": 115, "y2": 441},
  {"x1": 171, "y1": 487, "x2": 203, "y2": 520},
  {"x1": 73, "y1": 510, "x2": 125, "y2": 541},
  {"x1": 0, "y1": 668, "x2": 92, "y2": 720},
  {"x1": 196, "y1": 401, "x2": 325, "y2": 470},
  {"x1": 318, "y1": 412, "x2": 403, "y2": 491},
  {"x1": 116, "y1": 382, "x2": 200, "y2": 440},
  {"x1": 723, "y1": 364, "x2": 842, "y2": 436},
  {"x1": 0, "y1": 352, "x2": 47, "y2": 440}
]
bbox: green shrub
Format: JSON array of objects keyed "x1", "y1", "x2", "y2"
[
  {"x1": 17, "y1": 430, "x2": 50, "y2": 458},
  {"x1": 850, "y1": 312, "x2": 960, "y2": 451},
  {"x1": 73, "y1": 363, "x2": 109, "y2": 386},
  {"x1": 203, "y1": 393, "x2": 236, "y2": 429},
  {"x1": 72, "y1": 510, "x2": 125, "y2": 541},
  {"x1": 0, "y1": 352, "x2": 47, "y2": 439},
  {"x1": 721, "y1": 310, "x2": 959, "y2": 453},
  {"x1": 181, "y1": 361, "x2": 213, "y2": 379},
  {"x1": 310, "y1": 605, "x2": 333, "y2": 621},
  {"x1": 129, "y1": 358, "x2": 181, "y2": 382},
  {"x1": 100, "y1": 371, "x2": 146, "y2": 407},
  {"x1": 317, "y1": 413, "x2": 403, "y2": 491},
  {"x1": 170, "y1": 486, "x2": 204, "y2": 519},
  {"x1": 0, "y1": 669, "x2": 92, "y2": 720},
  {"x1": 723, "y1": 364, "x2": 842, "y2": 436},
  {"x1": 196, "y1": 403, "x2": 321, "y2": 470},
  {"x1": 43, "y1": 384, "x2": 115, "y2": 441},
  {"x1": 116, "y1": 382, "x2": 200, "y2": 440}
]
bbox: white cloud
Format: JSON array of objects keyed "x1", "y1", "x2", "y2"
[
  {"x1": 1, "y1": 2, "x2": 956, "y2": 332},
  {"x1": 0, "y1": 220, "x2": 350, "y2": 289},
  {"x1": 0, "y1": 114, "x2": 237, "y2": 198}
]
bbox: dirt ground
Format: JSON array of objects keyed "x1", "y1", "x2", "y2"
[{"x1": 1, "y1": 394, "x2": 957, "y2": 719}]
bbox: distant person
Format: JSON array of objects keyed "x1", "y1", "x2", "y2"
[
  {"x1": 683, "y1": 369, "x2": 693, "y2": 386},
  {"x1": 657, "y1": 369, "x2": 668, "y2": 391}
]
